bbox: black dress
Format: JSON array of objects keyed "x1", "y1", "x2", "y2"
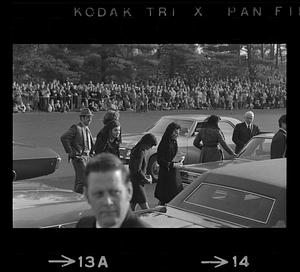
[
  {"x1": 129, "y1": 144, "x2": 149, "y2": 204},
  {"x1": 154, "y1": 139, "x2": 183, "y2": 204}
]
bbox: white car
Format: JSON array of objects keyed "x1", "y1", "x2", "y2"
[{"x1": 119, "y1": 114, "x2": 241, "y2": 181}]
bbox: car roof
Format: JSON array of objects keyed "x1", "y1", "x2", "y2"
[
  {"x1": 161, "y1": 115, "x2": 241, "y2": 124},
  {"x1": 207, "y1": 158, "x2": 286, "y2": 187},
  {"x1": 253, "y1": 133, "x2": 274, "y2": 138}
]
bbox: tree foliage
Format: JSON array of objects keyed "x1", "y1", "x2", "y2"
[{"x1": 13, "y1": 44, "x2": 286, "y2": 83}]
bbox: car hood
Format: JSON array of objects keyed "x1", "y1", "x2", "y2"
[
  {"x1": 13, "y1": 142, "x2": 60, "y2": 160},
  {"x1": 180, "y1": 158, "x2": 252, "y2": 174},
  {"x1": 121, "y1": 133, "x2": 163, "y2": 148},
  {"x1": 13, "y1": 182, "x2": 92, "y2": 228},
  {"x1": 13, "y1": 183, "x2": 86, "y2": 209},
  {"x1": 138, "y1": 206, "x2": 241, "y2": 228}
]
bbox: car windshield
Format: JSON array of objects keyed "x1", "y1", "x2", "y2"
[
  {"x1": 184, "y1": 183, "x2": 275, "y2": 224},
  {"x1": 146, "y1": 118, "x2": 194, "y2": 137},
  {"x1": 238, "y1": 137, "x2": 272, "y2": 160}
]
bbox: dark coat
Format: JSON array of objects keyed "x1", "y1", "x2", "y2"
[
  {"x1": 193, "y1": 127, "x2": 235, "y2": 163},
  {"x1": 154, "y1": 139, "x2": 183, "y2": 204},
  {"x1": 232, "y1": 122, "x2": 260, "y2": 153},
  {"x1": 270, "y1": 129, "x2": 287, "y2": 159},
  {"x1": 129, "y1": 144, "x2": 149, "y2": 204},
  {"x1": 93, "y1": 127, "x2": 120, "y2": 157},
  {"x1": 76, "y1": 209, "x2": 150, "y2": 228}
]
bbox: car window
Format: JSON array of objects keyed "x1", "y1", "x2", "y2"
[
  {"x1": 184, "y1": 183, "x2": 275, "y2": 224},
  {"x1": 146, "y1": 118, "x2": 194, "y2": 137},
  {"x1": 218, "y1": 122, "x2": 234, "y2": 142},
  {"x1": 193, "y1": 122, "x2": 205, "y2": 135},
  {"x1": 239, "y1": 137, "x2": 272, "y2": 160}
]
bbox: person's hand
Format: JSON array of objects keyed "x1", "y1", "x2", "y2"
[
  {"x1": 173, "y1": 162, "x2": 183, "y2": 167},
  {"x1": 145, "y1": 175, "x2": 152, "y2": 184}
]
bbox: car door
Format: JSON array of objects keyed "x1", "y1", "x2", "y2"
[
  {"x1": 185, "y1": 121, "x2": 205, "y2": 164},
  {"x1": 218, "y1": 121, "x2": 235, "y2": 159}
]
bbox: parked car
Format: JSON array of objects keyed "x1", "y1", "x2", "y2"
[
  {"x1": 119, "y1": 115, "x2": 241, "y2": 181},
  {"x1": 136, "y1": 158, "x2": 286, "y2": 228},
  {"x1": 176, "y1": 133, "x2": 274, "y2": 185},
  {"x1": 13, "y1": 180, "x2": 92, "y2": 228},
  {"x1": 13, "y1": 141, "x2": 61, "y2": 181}
]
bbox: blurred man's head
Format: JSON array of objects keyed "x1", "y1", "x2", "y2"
[
  {"x1": 244, "y1": 111, "x2": 254, "y2": 125},
  {"x1": 84, "y1": 153, "x2": 132, "y2": 228},
  {"x1": 278, "y1": 114, "x2": 286, "y2": 131}
]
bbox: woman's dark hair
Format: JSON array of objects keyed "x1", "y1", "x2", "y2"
[
  {"x1": 205, "y1": 115, "x2": 221, "y2": 129},
  {"x1": 103, "y1": 110, "x2": 120, "y2": 125},
  {"x1": 160, "y1": 122, "x2": 181, "y2": 144},
  {"x1": 138, "y1": 133, "x2": 157, "y2": 147},
  {"x1": 106, "y1": 119, "x2": 121, "y2": 130}
]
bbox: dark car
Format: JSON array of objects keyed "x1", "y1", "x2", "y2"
[
  {"x1": 176, "y1": 133, "x2": 274, "y2": 185},
  {"x1": 13, "y1": 141, "x2": 61, "y2": 181},
  {"x1": 137, "y1": 159, "x2": 286, "y2": 228},
  {"x1": 13, "y1": 180, "x2": 92, "y2": 228}
]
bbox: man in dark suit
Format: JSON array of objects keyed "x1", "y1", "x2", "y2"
[
  {"x1": 76, "y1": 153, "x2": 150, "y2": 228},
  {"x1": 61, "y1": 108, "x2": 94, "y2": 194},
  {"x1": 271, "y1": 114, "x2": 286, "y2": 159},
  {"x1": 232, "y1": 111, "x2": 260, "y2": 154}
]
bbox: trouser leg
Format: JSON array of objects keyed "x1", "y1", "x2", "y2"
[{"x1": 71, "y1": 157, "x2": 88, "y2": 194}]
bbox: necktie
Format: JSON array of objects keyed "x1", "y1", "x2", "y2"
[
  {"x1": 86, "y1": 128, "x2": 91, "y2": 151},
  {"x1": 247, "y1": 125, "x2": 251, "y2": 135}
]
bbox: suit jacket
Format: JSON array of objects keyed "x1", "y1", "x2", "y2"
[
  {"x1": 270, "y1": 129, "x2": 287, "y2": 159},
  {"x1": 76, "y1": 209, "x2": 151, "y2": 228},
  {"x1": 61, "y1": 122, "x2": 94, "y2": 158},
  {"x1": 232, "y1": 122, "x2": 260, "y2": 153}
]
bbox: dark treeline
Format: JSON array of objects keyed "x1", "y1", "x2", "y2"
[{"x1": 13, "y1": 44, "x2": 286, "y2": 84}]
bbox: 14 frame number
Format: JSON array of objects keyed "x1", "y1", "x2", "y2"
[{"x1": 233, "y1": 256, "x2": 249, "y2": 267}]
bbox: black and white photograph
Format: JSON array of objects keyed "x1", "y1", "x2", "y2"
[
  {"x1": 11, "y1": 0, "x2": 294, "y2": 271},
  {"x1": 13, "y1": 43, "x2": 287, "y2": 229}
]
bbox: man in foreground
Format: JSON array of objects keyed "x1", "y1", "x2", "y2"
[{"x1": 76, "y1": 153, "x2": 150, "y2": 228}]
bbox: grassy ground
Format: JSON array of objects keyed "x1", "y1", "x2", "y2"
[{"x1": 13, "y1": 108, "x2": 286, "y2": 208}]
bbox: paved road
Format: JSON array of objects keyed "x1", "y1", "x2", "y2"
[{"x1": 13, "y1": 108, "x2": 286, "y2": 208}]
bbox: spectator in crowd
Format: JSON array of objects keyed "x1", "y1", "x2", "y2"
[
  {"x1": 193, "y1": 115, "x2": 236, "y2": 163},
  {"x1": 12, "y1": 74, "x2": 286, "y2": 113},
  {"x1": 232, "y1": 111, "x2": 261, "y2": 154},
  {"x1": 154, "y1": 122, "x2": 183, "y2": 205},
  {"x1": 76, "y1": 153, "x2": 150, "y2": 228},
  {"x1": 129, "y1": 133, "x2": 157, "y2": 211},
  {"x1": 271, "y1": 114, "x2": 287, "y2": 159},
  {"x1": 60, "y1": 108, "x2": 94, "y2": 194}
]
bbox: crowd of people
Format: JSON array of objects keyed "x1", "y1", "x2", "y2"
[{"x1": 12, "y1": 75, "x2": 286, "y2": 113}]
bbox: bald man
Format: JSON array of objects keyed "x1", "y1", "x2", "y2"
[{"x1": 232, "y1": 111, "x2": 260, "y2": 154}]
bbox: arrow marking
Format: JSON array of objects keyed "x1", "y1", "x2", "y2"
[
  {"x1": 201, "y1": 256, "x2": 228, "y2": 268},
  {"x1": 48, "y1": 255, "x2": 75, "y2": 267}
]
